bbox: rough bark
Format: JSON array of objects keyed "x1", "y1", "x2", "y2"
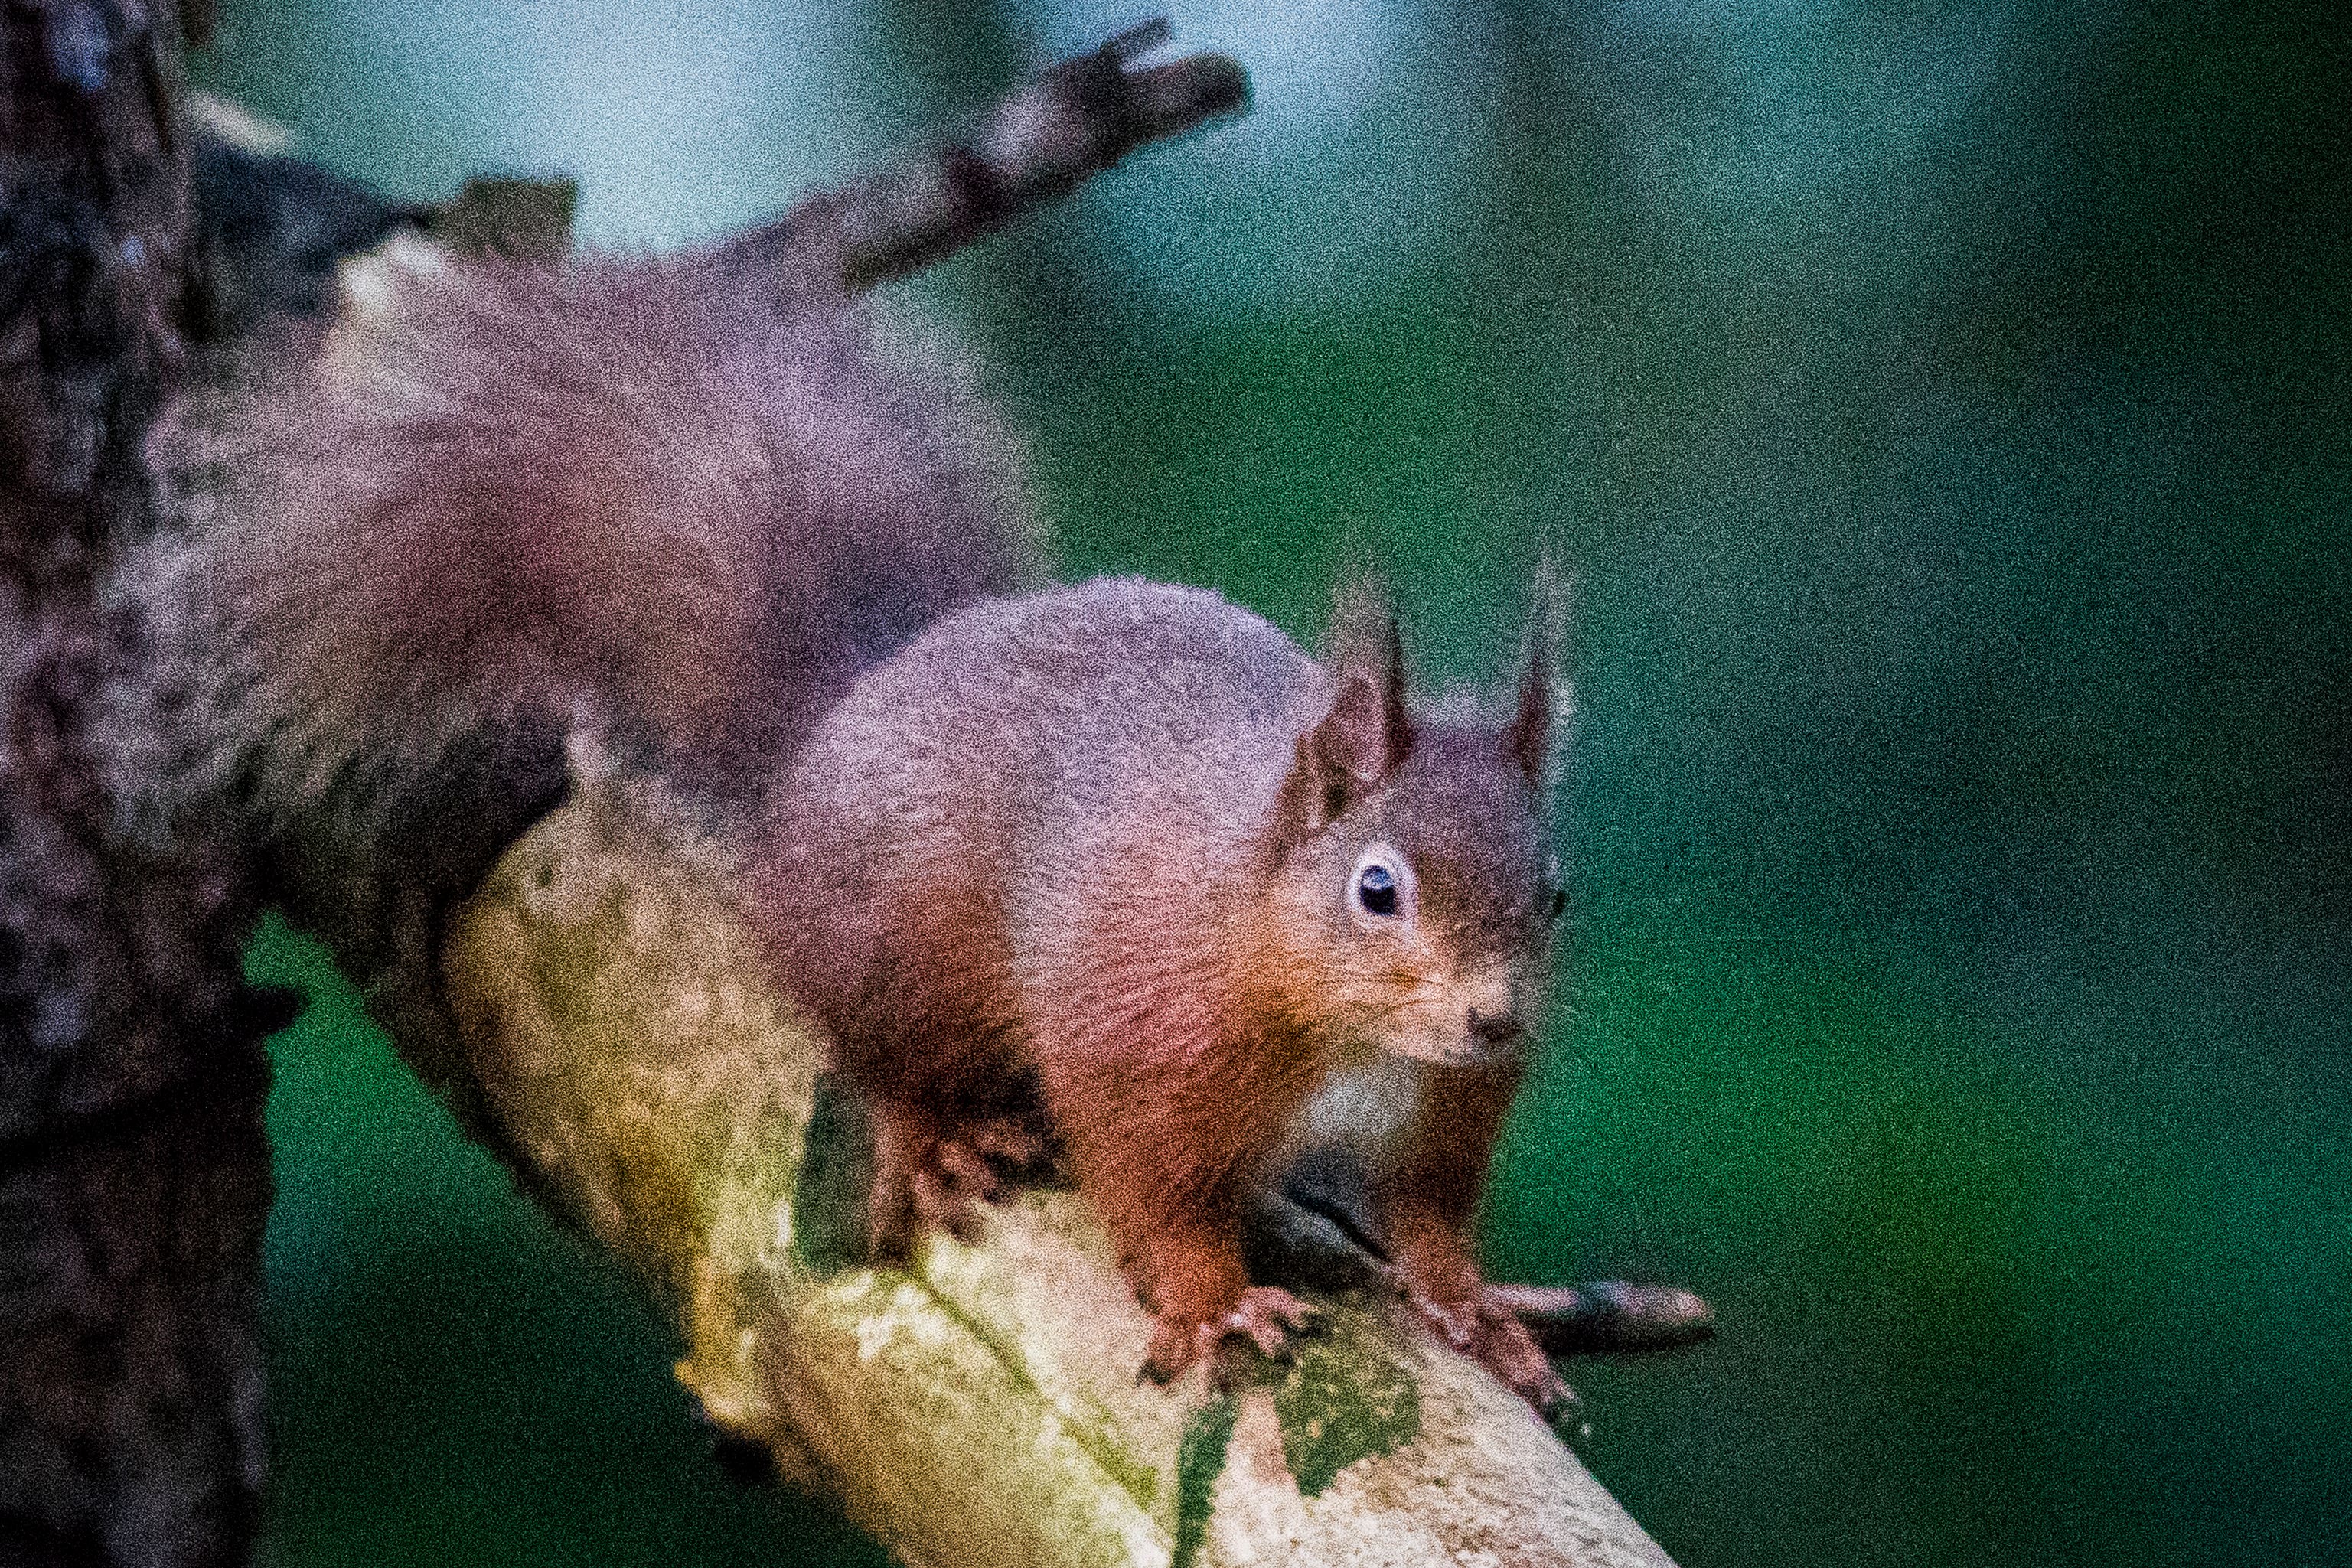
[{"x1": 0, "y1": 5, "x2": 284, "y2": 1566}]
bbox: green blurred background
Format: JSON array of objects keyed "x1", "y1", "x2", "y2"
[{"x1": 193, "y1": 2, "x2": 2349, "y2": 1564}]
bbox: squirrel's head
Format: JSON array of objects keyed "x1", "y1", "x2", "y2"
[{"x1": 1260, "y1": 572, "x2": 1567, "y2": 1070}]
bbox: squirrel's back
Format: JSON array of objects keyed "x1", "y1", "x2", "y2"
[
  {"x1": 759, "y1": 578, "x2": 1323, "y2": 1099},
  {"x1": 789, "y1": 577, "x2": 1317, "y2": 850},
  {"x1": 128, "y1": 243, "x2": 1040, "y2": 848}
]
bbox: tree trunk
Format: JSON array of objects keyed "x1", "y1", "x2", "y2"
[{"x1": 0, "y1": 5, "x2": 282, "y2": 1565}]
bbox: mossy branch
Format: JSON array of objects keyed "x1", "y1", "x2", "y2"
[{"x1": 439, "y1": 778, "x2": 1681, "y2": 1567}]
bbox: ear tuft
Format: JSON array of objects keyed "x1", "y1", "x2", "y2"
[
  {"x1": 1308, "y1": 668, "x2": 1396, "y2": 810},
  {"x1": 1268, "y1": 579, "x2": 1416, "y2": 850},
  {"x1": 1323, "y1": 575, "x2": 1413, "y2": 777},
  {"x1": 1501, "y1": 559, "x2": 1567, "y2": 787}
]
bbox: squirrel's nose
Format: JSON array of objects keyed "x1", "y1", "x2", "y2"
[{"x1": 1466, "y1": 1007, "x2": 1523, "y2": 1046}]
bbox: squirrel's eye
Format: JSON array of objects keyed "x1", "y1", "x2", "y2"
[
  {"x1": 1542, "y1": 884, "x2": 1567, "y2": 924},
  {"x1": 1348, "y1": 843, "x2": 1413, "y2": 923}
]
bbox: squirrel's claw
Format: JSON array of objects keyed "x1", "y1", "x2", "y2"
[
  {"x1": 1137, "y1": 1317, "x2": 1198, "y2": 1385},
  {"x1": 909, "y1": 1163, "x2": 984, "y2": 1244},
  {"x1": 931, "y1": 1139, "x2": 1004, "y2": 1204},
  {"x1": 961, "y1": 1117, "x2": 1052, "y2": 1176},
  {"x1": 1410, "y1": 1284, "x2": 1579, "y2": 1420},
  {"x1": 1138, "y1": 1286, "x2": 1323, "y2": 1387},
  {"x1": 1479, "y1": 1313, "x2": 1577, "y2": 1420},
  {"x1": 869, "y1": 1111, "x2": 1039, "y2": 1257},
  {"x1": 1412, "y1": 1292, "x2": 1482, "y2": 1352},
  {"x1": 1222, "y1": 1286, "x2": 1320, "y2": 1359}
]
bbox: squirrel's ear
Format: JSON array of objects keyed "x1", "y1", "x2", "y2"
[
  {"x1": 1273, "y1": 588, "x2": 1414, "y2": 843},
  {"x1": 1323, "y1": 582, "x2": 1414, "y2": 790},
  {"x1": 1500, "y1": 560, "x2": 1567, "y2": 787}
]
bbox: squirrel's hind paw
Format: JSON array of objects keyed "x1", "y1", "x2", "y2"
[
  {"x1": 907, "y1": 1162, "x2": 986, "y2": 1244},
  {"x1": 869, "y1": 1116, "x2": 1046, "y2": 1257},
  {"x1": 961, "y1": 1116, "x2": 1054, "y2": 1178}
]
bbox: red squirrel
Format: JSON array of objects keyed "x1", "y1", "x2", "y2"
[
  {"x1": 137, "y1": 205, "x2": 1570, "y2": 1413},
  {"x1": 764, "y1": 575, "x2": 1567, "y2": 1401}
]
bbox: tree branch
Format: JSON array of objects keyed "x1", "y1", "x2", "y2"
[
  {"x1": 132, "y1": 24, "x2": 1700, "y2": 1564},
  {"x1": 441, "y1": 777, "x2": 1682, "y2": 1567},
  {"x1": 742, "y1": 18, "x2": 1248, "y2": 292}
]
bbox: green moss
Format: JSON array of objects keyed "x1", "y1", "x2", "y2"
[
  {"x1": 1091, "y1": 1446, "x2": 1160, "y2": 1519},
  {"x1": 788, "y1": 1074, "x2": 874, "y2": 1274},
  {"x1": 1171, "y1": 1394, "x2": 1238, "y2": 1568},
  {"x1": 1267, "y1": 1315, "x2": 1421, "y2": 1498}
]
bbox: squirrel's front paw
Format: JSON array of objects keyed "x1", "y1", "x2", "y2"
[
  {"x1": 1140, "y1": 1287, "x2": 1322, "y2": 1387},
  {"x1": 1473, "y1": 1310, "x2": 1577, "y2": 1420},
  {"x1": 1411, "y1": 1286, "x2": 1577, "y2": 1420}
]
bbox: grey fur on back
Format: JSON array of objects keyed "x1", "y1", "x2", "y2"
[
  {"x1": 120, "y1": 242, "x2": 1040, "y2": 858},
  {"x1": 784, "y1": 578, "x2": 1320, "y2": 873}
]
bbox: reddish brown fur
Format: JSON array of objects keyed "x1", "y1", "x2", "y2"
[{"x1": 1381, "y1": 1062, "x2": 1564, "y2": 1400}]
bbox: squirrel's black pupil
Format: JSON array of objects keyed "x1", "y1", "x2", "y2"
[{"x1": 1356, "y1": 864, "x2": 1399, "y2": 916}]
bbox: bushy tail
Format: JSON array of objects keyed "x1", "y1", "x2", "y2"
[
  {"x1": 96, "y1": 19, "x2": 1237, "y2": 1143},
  {"x1": 126, "y1": 240, "x2": 1039, "y2": 855}
]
